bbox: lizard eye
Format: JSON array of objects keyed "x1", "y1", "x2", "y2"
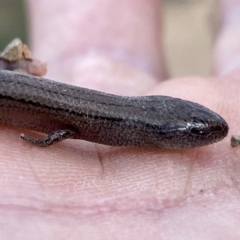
[{"x1": 190, "y1": 127, "x2": 209, "y2": 136}]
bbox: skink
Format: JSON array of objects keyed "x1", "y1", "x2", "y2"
[{"x1": 0, "y1": 70, "x2": 228, "y2": 149}]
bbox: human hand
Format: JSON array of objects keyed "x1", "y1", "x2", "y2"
[{"x1": 1, "y1": 0, "x2": 239, "y2": 239}]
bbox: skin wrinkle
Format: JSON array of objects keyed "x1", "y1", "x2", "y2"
[
  {"x1": 230, "y1": 150, "x2": 240, "y2": 191},
  {"x1": 0, "y1": 195, "x2": 173, "y2": 216},
  {"x1": 26, "y1": 155, "x2": 47, "y2": 200},
  {"x1": 0, "y1": 203, "x2": 166, "y2": 223},
  {"x1": 1, "y1": 187, "x2": 236, "y2": 219},
  {"x1": 94, "y1": 144, "x2": 105, "y2": 180},
  {"x1": 153, "y1": 159, "x2": 160, "y2": 197},
  {"x1": 183, "y1": 152, "x2": 194, "y2": 197}
]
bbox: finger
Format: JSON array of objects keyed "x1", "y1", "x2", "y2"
[
  {"x1": 26, "y1": 0, "x2": 167, "y2": 93},
  {"x1": 213, "y1": 0, "x2": 240, "y2": 135},
  {"x1": 214, "y1": 0, "x2": 240, "y2": 76}
]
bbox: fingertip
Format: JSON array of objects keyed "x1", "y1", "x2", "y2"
[{"x1": 214, "y1": 0, "x2": 240, "y2": 76}]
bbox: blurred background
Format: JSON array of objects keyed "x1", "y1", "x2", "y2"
[{"x1": 0, "y1": 0, "x2": 218, "y2": 77}]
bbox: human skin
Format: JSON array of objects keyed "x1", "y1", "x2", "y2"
[{"x1": 0, "y1": 0, "x2": 239, "y2": 239}]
